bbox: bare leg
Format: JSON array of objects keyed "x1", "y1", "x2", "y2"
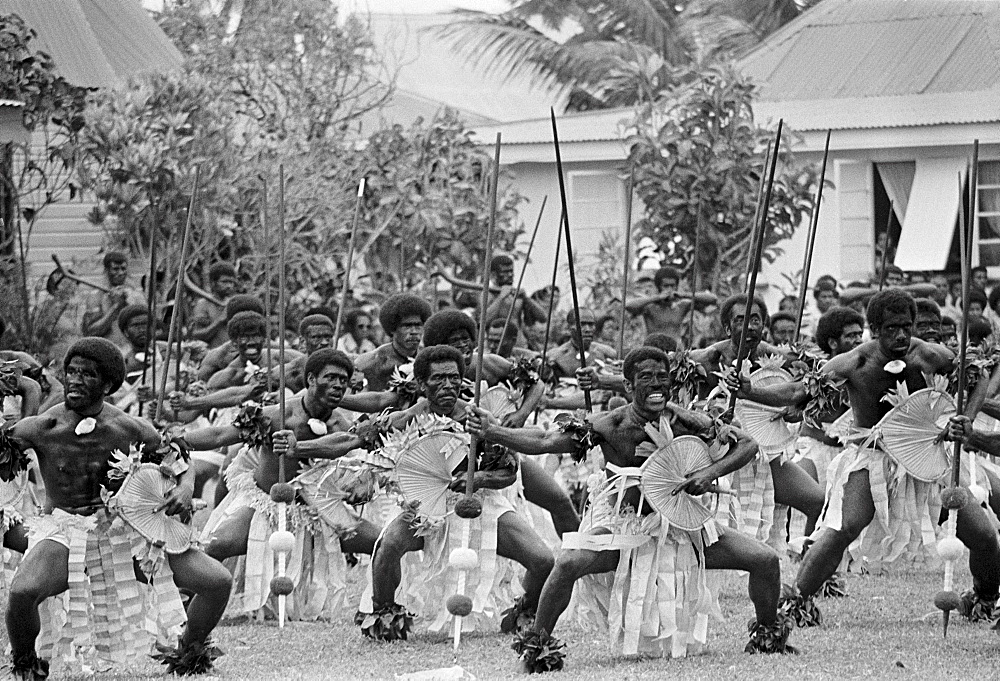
[
  {"x1": 339, "y1": 519, "x2": 380, "y2": 555},
  {"x1": 213, "y1": 449, "x2": 238, "y2": 507},
  {"x1": 167, "y1": 549, "x2": 232, "y2": 645},
  {"x1": 7, "y1": 540, "x2": 69, "y2": 659},
  {"x1": 797, "y1": 458, "x2": 819, "y2": 483},
  {"x1": 369, "y1": 515, "x2": 423, "y2": 607},
  {"x1": 704, "y1": 528, "x2": 781, "y2": 625},
  {"x1": 496, "y1": 512, "x2": 554, "y2": 609},
  {"x1": 957, "y1": 501, "x2": 1000, "y2": 597},
  {"x1": 202, "y1": 505, "x2": 255, "y2": 561},
  {"x1": 191, "y1": 459, "x2": 220, "y2": 499},
  {"x1": 796, "y1": 469, "x2": 875, "y2": 598},
  {"x1": 520, "y1": 456, "x2": 579, "y2": 537},
  {"x1": 533, "y1": 529, "x2": 619, "y2": 634},
  {"x1": 4, "y1": 522, "x2": 27, "y2": 554},
  {"x1": 771, "y1": 459, "x2": 825, "y2": 537}
]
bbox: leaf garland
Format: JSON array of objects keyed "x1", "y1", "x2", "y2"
[
  {"x1": 507, "y1": 356, "x2": 540, "y2": 393},
  {"x1": 0, "y1": 429, "x2": 29, "y2": 483},
  {"x1": 554, "y1": 413, "x2": 602, "y2": 463},
  {"x1": 152, "y1": 637, "x2": 223, "y2": 675},
  {"x1": 512, "y1": 629, "x2": 565, "y2": 673},
  {"x1": 388, "y1": 363, "x2": 420, "y2": 403},
  {"x1": 668, "y1": 350, "x2": 708, "y2": 407},
  {"x1": 233, "y1": 401, "x2": 271, "y2": 449},
  {"x1": 785, "y1": 342, "x2": 845, "y2": 428},
  {"x1": 356, "y1": 603, "x2": 415, "y2": 642}
]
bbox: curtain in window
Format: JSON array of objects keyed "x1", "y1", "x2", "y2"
[{"x1": 875, "y1": 162, "x2": 916, "y2": 222}]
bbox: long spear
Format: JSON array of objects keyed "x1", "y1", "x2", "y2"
[
  {"x1": 501, "y1": 195, "x2": 547, "y2": 346},
  {"x1": 275, "y1": 164, "x2": 289, "y2": 628},
  {"x1": 877, "y1": 200, "x2": 895, "y2": 291},
  {"x1": 550, "y1": 108, "x2": 591, "y2": 412},
  {"x1": 688, "y1": 198, "x2": 702, "y2": 348},
  {"x1": 745, "y1": 141, "x2": 774, "y2": 282},
  {"x1": 454, "y1": 132, "x2": 502, "y2": 659},
  {"x1": 139, "y1": 204, "x2": 159, "y2": 417},
  {"x1": 155, "y1": 166, "x2": 200, "y2": 422},
  {"x1": 617, "y1": 170, "x2": 634, "y2": 358},
  {"x1": 261, "y1": 178, "x2": 272, "y2": 375},
  {"x1": 793, "y1": 130, "x2": 832, "y2": 343},
  {"x1": 334, "y1": 178, "x2": 366, "y2": 342},
  {"x1": 533, "y1": 214, "x2": 565, "y2": 427},
  {"x1": 729, "y1": 120, "x2": 782, "y2": 412}
]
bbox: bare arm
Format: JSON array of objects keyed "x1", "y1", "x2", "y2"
[
  {"x1": 179, "y1": 423, "x2": 243, "y2": 451},
  {"x1": 339, "y1": 390, "x2": 400, "y2": 413},
  {"x1": 275, "y1": 430, "x2": 364, "y2": 460},
  {"x1": 16, "y1": 376, "x2": 41, "y2": 418},
  {"x1": 173, "y1": 384, "x2": 257, "y2": 413},
  {"x1": 625, "y1": 291, "x2": 672, "y2": 315},
  {"x1": 82, "y1": 291, "x2": 127, "y2": 337},
  {"x1": 470, "y1": 408, "x2": 579, "y2": 455}
]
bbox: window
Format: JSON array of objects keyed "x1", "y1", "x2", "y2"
[{"x1": 977, "y1": 161, "x2": 1000, "y2": 271}]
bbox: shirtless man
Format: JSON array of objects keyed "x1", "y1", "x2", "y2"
[
  {"x1": 197, "y1": 295, "x2": 300, "y2": 382},
  {"x1": 546, "y1": 308, "x2": 616, "y2": 380},
  {"x1": 729, "y1": 289, "x2": 1000, "y2": 624},
  {"x1": 625, "y1": 266, "x2": 716, "y2": 346},
  {"x1": 355, "y1": 293, "x2": 431, "y2": 391},
  {"x1": 363, "y1": 345, "x2": 554, "y2": 640},
  {"x1": 436, "y1": 255, "x2": 547, "y2": 335},
  {"x1": 190, "y1": 263, "x2": 238, "y2": 349},
  {"x1": 3, "y1": 338, "x2": 231, "y2": 678},
  {"x1": 692, "y1": 294, "x2": 825, "y2": 541},
  {"x1": 80, "y1": 252, "x2": 145, "y2": 352},
  {"x1": 179, "y1": 349, "x2": 379, "y2": 617},
  {"x1": 466, "y1": 346, "x2": 792, "y2": 671},
  {"x1": 422, "y1": 309, "x2": 579, "y2": 536}
]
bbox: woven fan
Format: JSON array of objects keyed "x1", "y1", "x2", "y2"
[
  {"x1": 640, "y1": 435, "x2": 715, "y2": 532},
  {"x1": 734, "y1": 366, "x2": 796, "y2": 453},
  {"x1": 295, "y1": 461, "x2": 367, "y2": 533},
  {"x1": 750, "y1": 365, "x2": 792, "y2": 389},
  {"x1": 877, "y1": 388, "x2": 954, "y2": 483},
  {"x1": 394, "y1": 432, "x2": 467, "y2": 519},
  {"x1": 481, "y1": 385, "x2": 518, "y2": 420},
  {"x1": 114, "y1": 464, "x2": 193, "y2": 553}
]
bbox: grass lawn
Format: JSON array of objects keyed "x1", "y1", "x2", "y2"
[{"x1": 16, "y1": 558, "x2": 1000, "y2": 680}]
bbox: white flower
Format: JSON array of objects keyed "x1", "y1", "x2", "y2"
[
  {"x1": 883, "y1": 360, "x2": 906, "y2": 374},
  {"x1": 308, "y1": 418, "x2": 328, "y2": 436},
  {"x1": 75, "y1": 417, "x2": 96, "y2": 436}
]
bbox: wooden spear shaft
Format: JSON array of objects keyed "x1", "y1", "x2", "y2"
[
  {"x1": 953, "y1": 140, "x2": 979, "y2": 488},
  {"x1": 689, "y1": 199, "x2": 701, "y2": 348},
  {"x1": 139, "y1": 203, "x2": 159, "y2": 417},
  {"x1": 501, "y1": 195, "x2": 547, "y2": 346},
  {"x1": 745, "y1": 141, "x2": 774, "y2": 282},
  {"x1": 793, "y1": 130, "x2": 832, "y2": 344},
  {"x1": 877, "y1": 200, "x2": 894, "y2": 292},
  {"x1": 729, "y1": 121, "x2": 782, "y2": 411},
  {"x1": 617, "y1": 170, "x2": 634, "y2": 358},
  {"x1": 550, "y1": 108, "x2": 591, "y2": 412},
  {"x1": 155, "y1": 166, "x2": 200, "y2": 422},
  {"x1": 261, "y1": 178, "x2": 272, "y2": 375},
  {"x1": 334, "y1": 178, "x2": 366, "y2": 342}
]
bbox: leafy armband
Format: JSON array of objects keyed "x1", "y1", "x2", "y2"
[
  {"x1": 554, "y1": 413, "x2": 602, "y2": 463},
  {"x1": 799, "y1": 369, "x2": 845, "y2": 428},
  {"x1": 668, "y1": 350, "x2": 708, "y2": 407},
  {"x1": 350, "y1": 414, "x2": 391, "y2": 451},
  {"x1": 233, "y1": 402, "x2": 271, "y2": 449},
  {"x1": 22, "y1": 365, "x2": 51, "y2": 397},
  {"x1": 0, "y1": 362, "x2": 19, "y2": 397},
  {"x1": 479, "y1": 443, "x2": 519, "y2": 473},
  {"x1": 0, "y1": 429, "x2": 29, "y2": 482},
  {"x1": 508, "y1": 357, "x2": 540, "y2": 393},
  {"x1": 388, "y1": 364, "x2": 420, "y2": 403}
]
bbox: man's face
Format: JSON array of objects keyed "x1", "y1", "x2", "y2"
[
  {"x1": 974, "y1": 270, "x2": 988, "y2": 290},
  {"x1": 486, "y1": 327, "x2": 503, "y2": 355},
  {"x1": 213, "y1": 274, "x2": 237, "y2": 299},
  {"x1": 874, "y1": 310, "x2": 912, "y2": 358},
  {"x1": 352, "y1": 314, "x2": 372, "y2": 341},
  {"x1": 307, "y1": 362, "x2": 350, "y2": 411},
  {"x1": 970, "y1": 302, "x2": 986, "y2": 317},
  {"x1": 234, "y1": 333, "x2": 264, "y2": 364},
  {"x1": 635, "y1": 277, "x2": 656, "y2": 297},
  {"x1": 930, "y1": 276, "x2": 949, "y2": 305},
  {"x1": 658, "y1": 278, "x2": 678, "y2": 299},
  {"x1": 64, "y1": 356, "x2": 111, "y2": 411},
  {"x1": 816, "y1": 290, "x2": 838, "y2": 313},
  {"x1": 770, "y1": 319, "x2": 796, "y2": 345},
  {"x1": 493, "y1": 262, "x2": 515, "y2": 287},
  {"x1": 394, "y1": 315, "x2": 424, "y2": 356},
  {"x1": 886, "y1": 271, "x2": 904, "y2": 288},
  {"x1": 446, "y1": 328, "x2": 474, "y2": 363},
  {"x1": 106, "y1": 261, "x2": 128, "y2": 287},
  {"x1": 913, "y1": 312, "x2": 942, "y2": 344},
  {"x1": 727, "y1": 303, "x2": 764, "y2": 349},
  {"x1": 421, "y1": 360, "x2": 462, "y2": 413},
  {"x1": 571, "y1": 310, "x2": 596, "y2": 350},
  {"x1": 779, "y1": 298, "x2": 797, "y2": 315},
  {"x1": 303, "y1": 324, "x2": 334, "y2": 354},
  {"x1": 625, "y1": 358, "x2": 670, "y2": 415},
  {"x1": 124, "y1": 314, "x2": 149, "y2": 349},
  {"x1": 941, "y1": 321, "x2": 957, "y2": 347},
  {"x1": 828, "y1": 323, "x2": 864, "y2": 355}
]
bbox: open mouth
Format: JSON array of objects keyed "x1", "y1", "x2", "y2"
[{"x1": 646, "y1": 391, "x2": 666, "y2": 406}]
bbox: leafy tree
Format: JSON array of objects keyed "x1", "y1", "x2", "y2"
[
  {"x1": 626, "y1": 61, "x2": 817, "y2": 294},
  {"x1": 0, "y1": 13, "x2": 87, "y2": 348},
  {"x1": 434, "y1": 0, "x2": 824, "y2": 111}
]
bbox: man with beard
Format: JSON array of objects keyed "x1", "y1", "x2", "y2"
[
  {"x1": 466, "y1": 347, "x2": 793, "y2": 672},
  {"x1": 181, "y1": 348, "x2": 380, "y2": 620},
  {"x1": 80, "y1": 252, "x2": 145, "y2": 353},
  {"x1": 191, "y1": 263, "x2": 239, "y2": 349},
  {"x1": 690, "y1": 295, "x2": 825, "y2": 544},
  {"x1": 3, "y1": 338, "x2": 232, "y2": 678},
  {"x1": 355, "y1": 293, "x2": 432, "y2": 391},
  {"x1": 728, "y1": 289, "x2": 1000, "y2": 627},
  {"x1": 358, "y1": 345, "x2": 554, "y2": 641},
  {"x1": 422, "y1": 309, "x2": 578, "y2": 536},
  {"x1": 913, "y1": 298, "x2": 943, "y2": 344}
]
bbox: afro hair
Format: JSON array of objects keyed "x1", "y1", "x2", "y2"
[
  {"x1": 720, "y1": 294, "x2": 769, "y2": 328},
  {"x1": 227, "y1": 311, "x2": 266, "y2": 340},
  {"x1": 299, "y1": 314, "x2": 334, "y2": 337},
  {"x1": 64, "y1": 337, "x2": 126, "y2": 393},
  {"x1": 225, "y1": 294, "x2": 265, "y2": 320},
  {"x1": 423, "y1": 309, "x2": 477, "y2": 347},
  {"x1": 866, "y1": 289, "x2": 915, "y2": 331},
  {"x1": 379, "y1": 293, "x2": 432, "y2": 335},
  {"x1": 117, "y1": 304, "x2": 148, "y2": 334},
  {"x1": 623, "y1": 346, "x2": 670, "y2": 381},
  {"x1": 209, "y1": 262, "x2": 237, "y2": 281},
  {"x1": 815, "y1": 306, "x2": 865, "y2": 354},
  {"x1": 413, "y1": 345, "x2": 466, "y2": 382},
  {"x1": 304, "y1": 348, "x2": 354, "y2": 383}
]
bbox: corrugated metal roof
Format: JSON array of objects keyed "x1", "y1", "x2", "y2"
[
  {"x1": 738, "y1": 0, "x2": 1000, "y2": 101},
  {"x1": 0, "y1": 0, "x2": 183, "y2": 89},
  {"x1": 0, "y1": 100, "x2": 24, "y2": 108},
  {"x1": 475, "y1": 108, "x2": 636, "y2": 145}
]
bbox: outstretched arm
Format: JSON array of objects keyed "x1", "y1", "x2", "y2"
[
  {"x1": 16, "y1": 376, "x2": 41, "y2": 418},
  {"x1": 466, "y1": 405, "x2": 578, "y2": 455},
  {"x1": 946, "y1": 415, "x2": 1000, "y2": 456},
  {"x1": 339, "y1": 390, "x2": 400, "y2": 413},
  {"x1": 178, "y1": 423, "x2": 243, "y2": 451},
  {"x1": 171, "y1": 384, "x2": 258, "y2": 413},
  {"x1": 272, "y1": 429, "x2": 364, "y2": 460}
]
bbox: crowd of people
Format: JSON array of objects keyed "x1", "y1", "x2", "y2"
[{"x1": 0, "y1": 246, "x2": 999, "y2": 678}]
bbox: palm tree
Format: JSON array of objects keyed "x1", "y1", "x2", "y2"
[{"x1": 432, "y1": 0, "x2": 823, "y2": 111}]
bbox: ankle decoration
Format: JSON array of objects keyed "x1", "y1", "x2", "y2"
[
  {"x1": 744, "y1": 613, "x2": 797, "y2": 654},
  {"x1": 9, "y1": 651, "x2": 49, "y2": 680},
  {"x1": 818, "y1": 572, "x2": 848, "y2": 599},
  {"x1": 356, "y1": 603, "x2": 415, "y2": 641},
  {"x1": 512, "y1": 629, "x2": 565, "y2": 673},
  {"x1": 151, "y1": 638, "x2": 223, "y2": 676},
  {"x1": 500, "y1": 597, "x2": 537, "y2": 635},
  {"x1": 778, "y1": 583, "x2": 822, "y2": 627},
  {"x1": 959, "y1": 588, "x2": 999, "y2": 623}
]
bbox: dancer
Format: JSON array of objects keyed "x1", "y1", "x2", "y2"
[
  {"x1": 3, "y1": 338, "x2": 231, "y2": 678},
  {"x1": 359, "y1": 345, "x2": 554, "y2": 640},
  {"x1": 182, "y1": 348, "x2": 380, "y2": 620},
  {"x1": 728, "y1": 289, "x2": 1000, "y2": 625},
  {"x1": 466, "y1": 346, "x2": 793, "y2": 672},
  {"x1": 355, "y1": 293, "x2": 432, "y2": 391}
]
